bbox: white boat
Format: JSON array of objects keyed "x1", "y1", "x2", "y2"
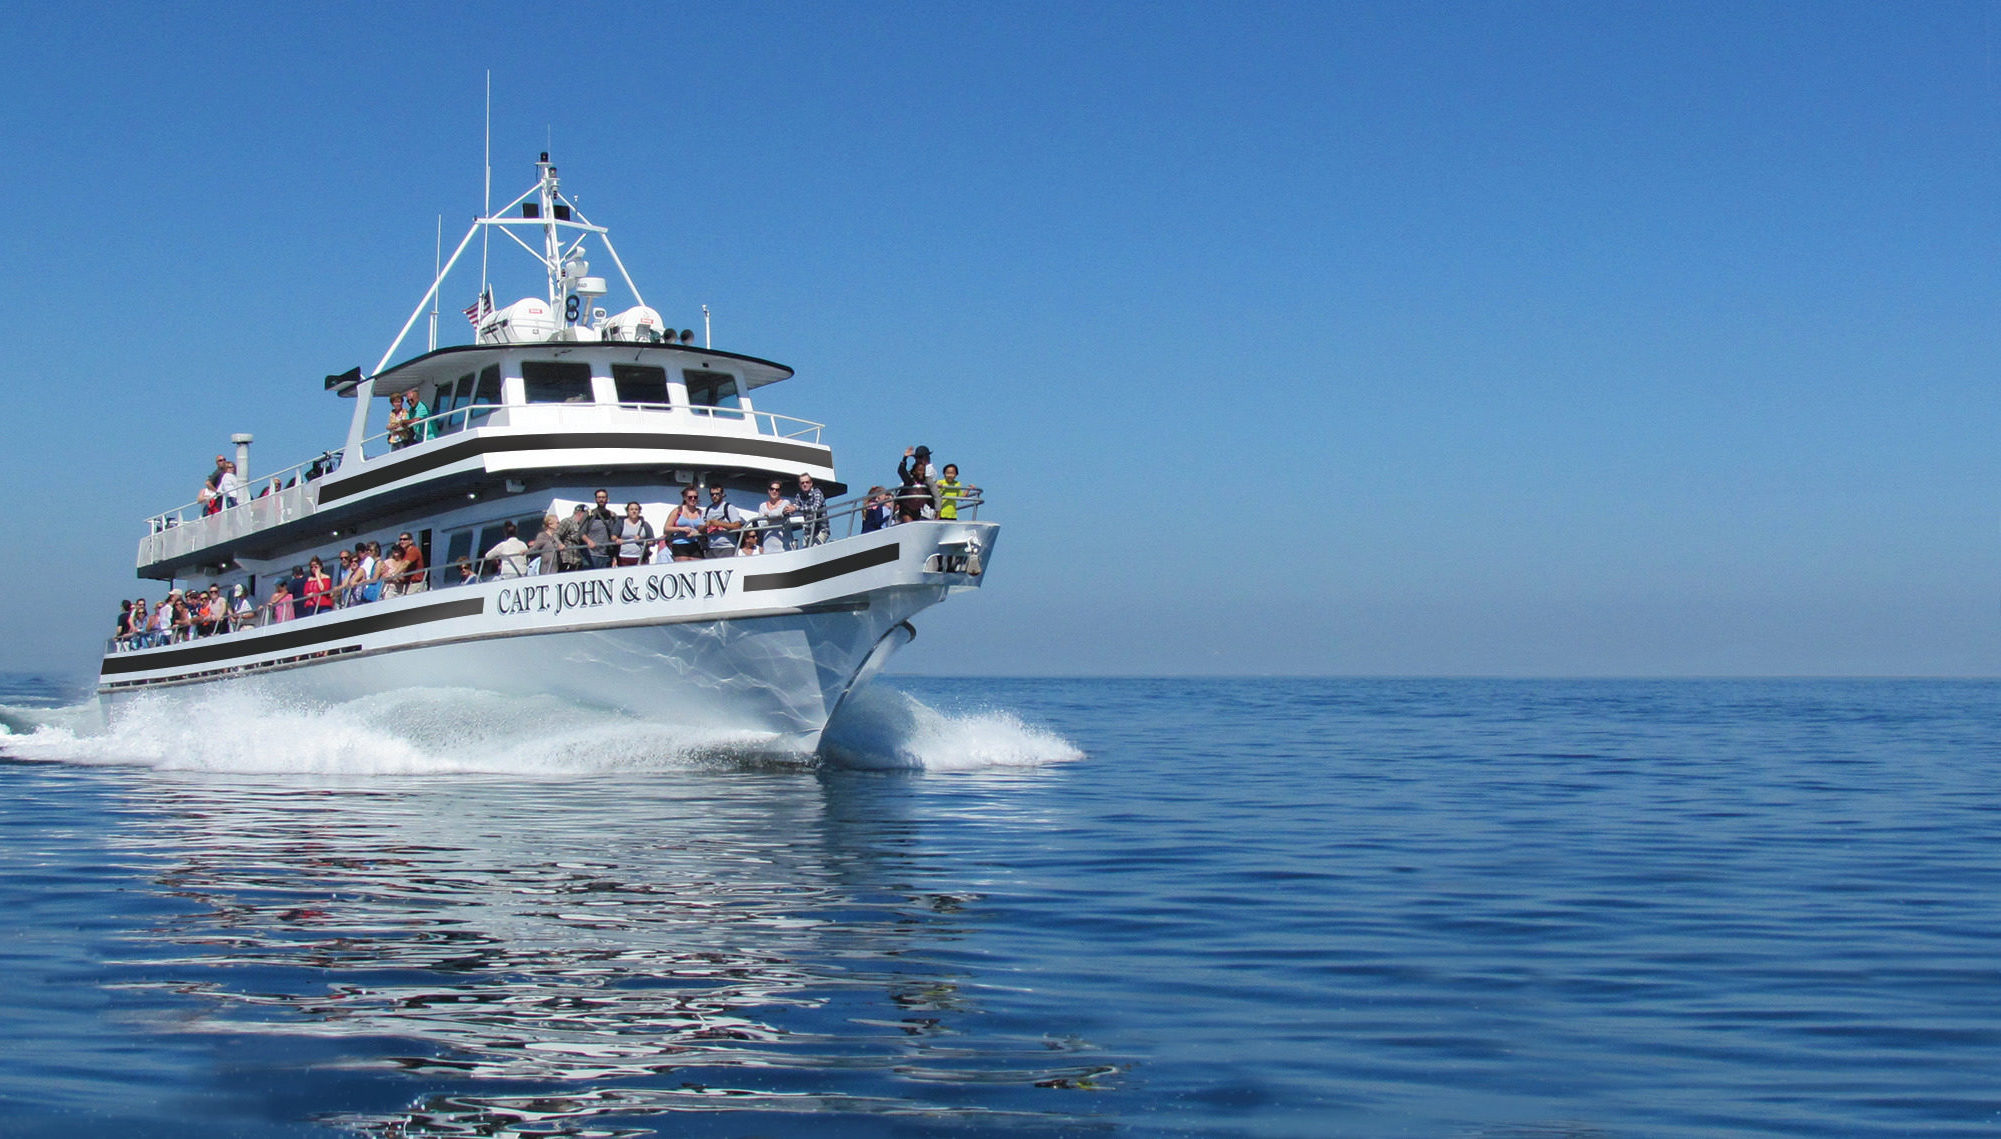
[{"x1": 99, "y1": 154, "x2": 995, "y2": 753}]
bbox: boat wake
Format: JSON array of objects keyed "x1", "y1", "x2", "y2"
[
  {"x1": 819, "y1": 684, "x2": 1082, "y2": 772},
  {"x1": 0, "y1": 681, "x2": 1080, "y2": 776}
]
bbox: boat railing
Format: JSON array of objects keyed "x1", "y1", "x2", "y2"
[
  {"x1": 107, "y1": 490, "x2": 984, "y2": 655},
  {"x1": 139, "y1": 452, "x2": 346, "y2": 567},
  {"x1": 137, "y1": 400, "x2": 830, "y2": 566},
  {"x1": 621, "y1": 402, "x2": 825, "y2": 443},
  {"x1": 352, "y1": 401, "x2": 823, "y2": 462},
  {"x1": 349, "y1": 400, "x2": 510, "y2": 460}
]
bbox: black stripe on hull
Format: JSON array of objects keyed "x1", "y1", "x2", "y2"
[
  {"x1": 100, "y1": 597, "x2": 486, "y2": 676},
  {"x1": 741, "y1": 544, "x2": 900, "y2": 591}
]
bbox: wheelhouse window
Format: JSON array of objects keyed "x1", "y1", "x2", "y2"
[
  {"x1": 684, "y1": 369, "x2": 740, "y2": 414},
  {"x1": 437, "y1": 371, "x2": 474, "y2": 434},
  {"x1": 468, "y1": 364, "x2": 502, "y2": 426},
  {"x1": 443, "y1": 528, "x2": 473, "y2": 570},
  {"x1": 522, "y1": 360, "x2": 594, "y2": 404},
  {"x1": 611, "y1": 364, "x2": 670, "y2": 407}
]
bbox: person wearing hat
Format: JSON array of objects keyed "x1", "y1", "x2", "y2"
[
  {"x1": 228, "y1": 583, "x2": 254, "y2": 631},
  {"x1": 897, "y1": 445, "x2": 940, "y2": 518},
  {"x1": 555, "y1": 503, "x2": 594, "y2": 571}
]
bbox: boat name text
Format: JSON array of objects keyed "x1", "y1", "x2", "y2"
[{"x1": 494, "y1": 569, "x2": 735, "y2": 616}]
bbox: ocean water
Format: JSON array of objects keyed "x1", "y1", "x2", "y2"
[{"x1": 3, "y1": 675, "x2": 1999, "y2": 1137}]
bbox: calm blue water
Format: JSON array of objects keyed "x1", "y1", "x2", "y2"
[{"x1": 3, "y1": 676, "x2": 2000, "y2": 1137}]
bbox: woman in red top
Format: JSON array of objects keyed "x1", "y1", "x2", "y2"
[{"x1": 301, "y1": 556, "x2": 334, "y2": 615}]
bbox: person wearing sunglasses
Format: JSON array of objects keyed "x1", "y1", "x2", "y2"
[
  {"x1": 664, "y1": 488, "x2": 705, "y2": 561},
  {"x1": 755, "y1": 481, "x2": 794, "y2": 554}
]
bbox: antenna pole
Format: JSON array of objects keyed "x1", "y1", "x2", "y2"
[
  {"x1": 703, "y1": 304, "x2": 711, "y2": 348},
  {"x1": 479, "y1": 71, "x2": 492, "y2": 302},
  {"x1": 427, "y1": 215, "x2": 442, "y2": 351}
]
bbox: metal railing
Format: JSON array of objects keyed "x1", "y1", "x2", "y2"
[
  {"x1": 354, "y1": 401, "x2": 506, "y2": 460},
  {"x1": 145, "y1": 450, "x2": 343, "y2": 534},
  {"x1": 140, "y1": 401, "x2": 832, "y2": 566},
  {"x1": 107, "y1": 489, "x2": 985, "y2": 656}
]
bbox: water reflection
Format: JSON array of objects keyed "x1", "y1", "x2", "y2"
[{"x1": 106, "y1": 771, "x2": 1116, "y2": 1135}]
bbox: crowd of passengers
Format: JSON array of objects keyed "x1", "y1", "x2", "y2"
[{"x1": 118, "y1": 445, "x2": 979, "y2": 651}]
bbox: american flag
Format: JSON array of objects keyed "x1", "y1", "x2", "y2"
[{"x1": 463, "y1": 290, "x2": 492, "y2": 326}]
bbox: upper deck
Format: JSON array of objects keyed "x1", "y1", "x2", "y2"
[
  {"x1": 138, "y1": 342, "x2": 839, "y2": 579},
  {"x1": 139, "y1": 153, "x2": 851, "y2": 581}
]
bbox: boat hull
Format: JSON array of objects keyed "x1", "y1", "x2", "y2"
[{"x1": 99, "y1": 523, "x2": 995, "y2": 754}]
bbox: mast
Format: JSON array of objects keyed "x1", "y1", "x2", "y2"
[
  {"x1": 479, "y1": 71, "x2": 491, "y2": 306},
  {"x1": 426, "y1": 215, "x2": 441, "y2": 352},
  {"x1": 369, "y1": 155, "x2": 641, "y2": 377}
]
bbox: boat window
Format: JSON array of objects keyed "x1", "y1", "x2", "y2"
[
  {"x1": 684, "y1": 369, "x2": 739, "y2": 414},
  {"x1": 444, "y1": 529, "x2": 473, "y2": 570},
  {"x1": 433, "y1": 372, "x2": 472, "y2": 435},
  {"x1": 611, "y1": 364, "x2": 670, "y2": 407},
  {"x1": 468, "y1": 364, "x2": 502, "y2": 426},
  {"x1": 471, "y1": 520, "x2": 511, "y2": 560},
  {"x1": 523, "y1": 360, "x2": 594, "y2": 404}
]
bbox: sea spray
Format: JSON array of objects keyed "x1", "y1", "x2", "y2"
[
  {"x1": 819, "y1": 683, "x2": 1083, "y2": 772},
  {"x1": 1, "y1": 681, "x2": 1081, "y2": 775}
]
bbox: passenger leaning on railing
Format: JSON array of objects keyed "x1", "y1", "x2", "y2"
[
  {"x1": 341, "y1": 542, "x2": 381, "y2": 604},
  {"x1": 701, "y1": 484, "x2": 747, "y2": 558},
  {"x1": 583, "y1": 491, "x2": 619, "y2": 569},
  {"x1": 405, "y1": 389, "x2": 432, "y2": 445},
  {"x1": 227, "y1": 585, "x2": 253, "y2": 630},
  {"x1": 303, "y1": 557, "x2": 335, "y2": 614},
  {"x1": 386, "y1": 392, "x2": 411, "y2": 449},
  {"x1": 756, "y1": 482, "x2": 794, "y2": 554},
  {"x1": 187, "y1": 588, "x2": 211, "y2": 637},
  {"x1": 861, "y1": 487, "x2": 893, "y2": 533},
  {"x1": 484, "y1": 521, "x2": 529, "y2": 578},
  {"x1": 795, "y1": 473, "x2": 828, "y2": 546},
  {"x1": 614, "y1": 501, "x2": 654, "y2": 566},
  {"x1": 662, "y1": 488, "x2": 705, "y2": 561},
  {"x1": 374, "y1": 542, "x2": 409, "y2": 599},
  {"x1": 936, "y1": 464, "x2": 980, "y2": 520},
  {"x1": 119, "y1": 600, "x2": 147, "y2": 649},
  {"x1": 395, "y1": 533, "x2": 428, "y2": 594},
  {"x1": 526, "y1": 514, "x2": 563, "y2": 575},
  {"x1": 556, "y1": 504, "x2": 594, "y2": 571},
  {"x1": 269, "y1": 580, "x2": 295, "y2": 623}
]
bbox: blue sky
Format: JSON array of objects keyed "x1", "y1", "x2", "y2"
[{"x1": 3, "y1": 2, "x2": 1997, "y2": 678}]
